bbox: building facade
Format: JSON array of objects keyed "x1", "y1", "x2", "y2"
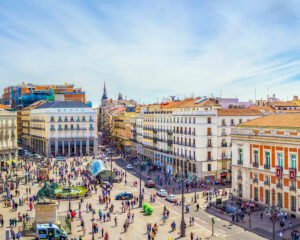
[
  {"x1": 232, "y1": 114, "x2": 300, "y2": 214},
  {"x1": 28, "y1": 101, "x2": 97, "y2": 156},
  {"x1": 128, "y1": 98, "x2": 262, "y2": 180},
  {"x1": 0, "y1": 106, "x2": 18, "y2": 169}
]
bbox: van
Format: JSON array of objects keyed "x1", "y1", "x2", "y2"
[{"x1": 36, "y1": 223, "x2": 67, "y2": 240}]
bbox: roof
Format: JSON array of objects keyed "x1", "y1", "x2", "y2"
[
  {"x1": 23, "y1": 100, "x2": 47, "y2": 110},
  {"x1": 36, "y1": 101, "x2": 90, "y2": 109},
  {"x1": 217, "y1": 108, "x2": 262, "y2": 116},
  {"x1": 161, "y1": 98, "x2": 220, "y2": 109},
  {"x1": 238, "y1": 114, "x2": 300, "y2": 129},
  {"x1": 87, "y1": 160, "x2": 107, "y2": 177},
  {"x1": 250, "y1": 105, "x2": 274, "y2": 114},
  {"x1": 270, "y1": 101, "x2": 298, "y2": 107},
  {"x1": 0, "y1": 104, "x2": 9, "y2": 109}
]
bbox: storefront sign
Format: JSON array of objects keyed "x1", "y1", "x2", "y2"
[
  {"x1": 276, "y1": 166, "x2": 282, "y2": 179},
  {"x1": 289, "y1": 168, "x2": 296, "y2": 181}
]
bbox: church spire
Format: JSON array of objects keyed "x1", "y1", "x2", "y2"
[{"x1": 102, "y1": 82, "x2": 108, "y2": 100}]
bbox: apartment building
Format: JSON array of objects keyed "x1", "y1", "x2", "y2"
[
  {"x1": 2, "y1": 82, "x2": 86, "y2": 110},
  {"x1": 128, "y1": 98, "x2": 262, "y2": 180},
  {"x1": 232, "y1": 114, "x2": 300, "y2": 214},
  {"x1": 28, "y1": 101, "x2": 97, "y2": 156},
  {"x1": 0, "y1": 105, "x2": 18, "y2": 169}
]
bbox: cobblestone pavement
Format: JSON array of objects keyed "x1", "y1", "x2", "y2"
[{"x1": 0, "y1": 155, "x2": 266, "y2": 240}]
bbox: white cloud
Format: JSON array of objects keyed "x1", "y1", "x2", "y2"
[{"x1": 0, "y1": 0, "x2": 300, "y2": 105}]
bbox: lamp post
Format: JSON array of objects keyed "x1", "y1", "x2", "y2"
[
  {"x1": 91, "y1": 210, "x2": 95, "y2": 240},
  {"x1": 110, "y1": 145, "x2": 113, "y2": 187},
  {"x1": 68, "y1": 182, "x2": 71, "y2": 211},
  {"x1": 180, "y1": 171, "x2": 186, "y2": 237},
  {"x1": 272, "y1": 187, "x2": 275, "y2": 240},
  {"x1": 139, "y1": 157, "x2": 143, "y2": 208}
]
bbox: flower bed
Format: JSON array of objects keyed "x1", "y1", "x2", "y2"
[{"x1": 54, "y1": 186, "x2": 88, "y2": 199}]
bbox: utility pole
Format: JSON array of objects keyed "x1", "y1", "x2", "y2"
[{"x1": 212, "y1": 217, "x2": 215, "y2": 236}]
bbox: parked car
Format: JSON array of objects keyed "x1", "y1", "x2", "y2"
[
  {"x1": 101, "y1": 181, "x2": 111, "y2": 190},
  {"x1": 126, "y1": 164, "x2": 133, "y2": 169},
  {"x1": 145, "y1": 180, "x2": 155, "y2": 188},
  {"x1": 115, "y1": 192, "x2": 133, "y2": 200},
  {"x1": 166, "y1": 195, "x2": 176, "y2": 203},
  {"x1": 156, "y1": 189, "x2": 168, "y2": 197}
]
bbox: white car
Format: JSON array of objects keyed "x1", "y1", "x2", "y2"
[
  {"x1": 126, "y1": 164, "x2": 133, "y2": 169},
  {"x1": 166, "y1": 195, "x2": 176, "y2": 203},
  {"x1": 157, "y1": 189, "x2": 168, "y2": 197}
]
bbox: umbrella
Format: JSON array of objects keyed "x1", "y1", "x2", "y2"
[{"x1": 71, "y1": 211, "x2": 76, "y2": 217}]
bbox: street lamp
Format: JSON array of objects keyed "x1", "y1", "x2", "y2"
[
  {"x1": 139, "y1": 157, "x2": 143, "y2": 208},
  {"x1": 91, "y1": 210, "x2": 95, "y2": 240},
  {"x1": 272, "y1": 188, "x2": 275, "y2": 240},
  {"x1": 180, "y1": 171, "x2": 186, "y2": 237},
  {"x1": 110, "y1": 144, "x2": 113, "y2": 187}
]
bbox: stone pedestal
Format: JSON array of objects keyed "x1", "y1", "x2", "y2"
[{"x1": 34, "y1": 202, "x2": 59, "y2": 225}]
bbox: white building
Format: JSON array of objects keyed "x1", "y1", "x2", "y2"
[{"x1": 29, "y1": 101, "x2": 97, "y2": 156}]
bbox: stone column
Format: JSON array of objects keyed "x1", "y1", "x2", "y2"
[
  {"x1": 68, "y1": 141, "x2": 70, "y2": 156},
  {"x1": 62, "y1": 141, "x2": 65, "y2": 155},
  {"x1": 86, "y1": 138, "x2": 90, "y2": 155},
  {"x1": 80, "y1": 140, "x2": 82, "y2": 156},
  {"x1": 94, "y1": 139, "x2": 97, "y2": 155},
  {"x1": 55, "y1": 140, "x2": 58, "y2": 155}
]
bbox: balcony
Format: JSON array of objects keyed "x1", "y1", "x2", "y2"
[
  {"x1": 221, "y1": 143, "x2": 228, "y2": 147},
  {"x1": 264, "y1": 164, "x2": 270, "y2": 169},
  {"x1": 252, "y1": 161, "x2": 259, "y2": 167},
  {"x1": 89, "y1": 119, "x2": 94, "y2": 122},
  {"x1": 276, "y1": 183, "x2": 282, "y2": 189},
  {"x1": 207, "y1": 144, "x2": 212, "y2": 148},
  {"x1": 207, "y1": 133, "x2": 212, "y2": 136},
  {"x1": 58, "y1": 119, "x2": 62, "y2": 122},
  {"x1": 290, "y1": 185, "x2": 296, "y2": 191},
  {"x1": 70, "y1": 119, "x2": 74, "y2": 122},
  {"x1": 221, "y1": 133, "x2": 227, "y2": 136},
  {"x1": 207, "y1": 157, "x2": 213, "y2": 161},
  {"x1": 82, "y1": 118, "x2": 86, "y2": 122},
  {"x1": 264, "y1": 180, "x2": 270, "y2": 186},
  {"x1": 50, "y1": 119, "x2": 55, "y2": 122},
  {"x1": 50, "y1": 128, "x2": 55, "y2": 131},
  {"x1": 237, "y1": 160, "x2": 243, "y2": 165},
  {"x1": 64, "y1": 119, "x2": 68, "y2": 122},
  {"x1": 253, "y1": 178, "x2": 258, "y2": 183},
  {"x1": 76, "y1": 119, "x2": 80, "y2": 122},
  {"x1": 237, "y1": 175, "x2": 243, "y2": 180},
  {"x1": 167, "y1": 140, "x2": 173, "y2": 146},
  {"x1": 58, "y1": 128, "x2": 63, "y2": 131},
  {"x1": 89, "y1": 127, "x2": 94, "y2": 130}
]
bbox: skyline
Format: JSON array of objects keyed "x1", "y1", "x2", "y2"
[{"x1": 1, "y1": 0, "x2": 300, "y2": 105}]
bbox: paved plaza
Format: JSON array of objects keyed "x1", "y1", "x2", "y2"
[{"x1": 0, "y1": 154, "x2": 265, "y2": 240}]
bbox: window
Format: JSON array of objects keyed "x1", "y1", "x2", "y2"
[
  {"x1": 207, "y1": 139, "x2": 212, "y2": 147},
  {"x1": 277, "y1": 153, "x2": 283, "y2": 167},
  {"x1": 238, "y1": 149, "x2": 243, "y2": 163},
  {"x1": 265, "y1": 190, "x2": 270, "y2": 204},
  {"x1": 291, "y1": 196, "x2": 296, "y2": 212},
  {"x1": 58, "y1": 124, "x2": 62, "y2": 130},
  {"x1": 50, "y1": 117, "x2": 55, "y2": 122},
  {"x1": 254, "y1": 187, "x2": 258, "y2": 201},
  {"x1": 58, "y1": 116, "x2": 62, "y2": 122},
  {"x1": 64, "y1": 116, "x2": 68, "y2": 121},
  {"x1": 254, "y1": 150, "x2": 259, "y2": 164},
  {"x1": 222, "y1": 119, "x2": 225, "y2": 126},
  {"x1": 82, "y1": 116, "x2": 86, "y2": 121},
  {"x1": 70, "y1": 124, "x2": 74, "y2": 130},
  {"x1": 239, "y1": 119, "x2": 242, "y2": 124},
  {"x1": 208, "y1": 164, "x2": 211, "y2": 171},
  {"x1": 207, "y1": 128, "x2": 211, "y2": 136},
  {"x1": 291, "y1": 154, "x2": 296, "y2": 169},
  {"x1": 278, "y1": 192, "x2": 282, "y2": 207},
  {"x1": 221, "y1": 129, "x2": 226, "y2": 136},
  {"x1": 70, "y1": 116, "x2": 74, "y2": 122},
  {"x1": 207, "y1": 117, "x2": 211, "y2": 124},
  {"x1": 64, "y1": 124, "x2": 68, "y2": 130},
  {"x1": 265, "y1": 152, "x2": 270, "y2": 167},
  {"x1": 50, "y1": 124, "x2": 55, "y2": 130},
  {"x1": 231, "y1": 119, "x2": 234, "y2": 125}
]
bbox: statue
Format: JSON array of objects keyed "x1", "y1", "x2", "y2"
[{"x1": 36, "y1": 181, "x2": 58, "y2": 203}]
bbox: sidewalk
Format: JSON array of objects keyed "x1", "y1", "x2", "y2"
[{"x1": 205, "y1": 202, "x2": 300, "y2": 240}]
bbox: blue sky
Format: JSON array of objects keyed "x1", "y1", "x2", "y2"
[{"x1": 1, "y1": 0, "x2": 300, "y2": 105}]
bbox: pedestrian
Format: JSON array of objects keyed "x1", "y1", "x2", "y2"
[
  {"x1": 114, "y1": 216, "x2": 118, "y2": 226},
  {"x1": 260, "y1": 212, "x2": 263, "y2": 220},
  {"x1": 191, "y1": 232, "x2": 194, "y2": 240}
]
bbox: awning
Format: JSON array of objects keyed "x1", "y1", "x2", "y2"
[
  {"x1": 12, "y1": 159, "x2": 16, "y2": 163},
  {"x1": 6, "y1": 160, "x2": 11, "y2": 164}
]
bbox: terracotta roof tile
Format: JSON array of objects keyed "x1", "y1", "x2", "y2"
[
  {"x1": 0, "y1": 104, "x2": 10, "y2": 109},
  {"x1": 217, "y1": 108, "x2": 262, "y2": 116},
  {"x1": 270, "y1": 101, "x2": 298, "y2": 107},
  {"x1": 239, "y1": 114, "x2": 300, "y2": 129}
]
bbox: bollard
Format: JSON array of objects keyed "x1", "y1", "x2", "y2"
[{"x1": 6, "y1": 228, "x2": 9, "y2": 240}]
